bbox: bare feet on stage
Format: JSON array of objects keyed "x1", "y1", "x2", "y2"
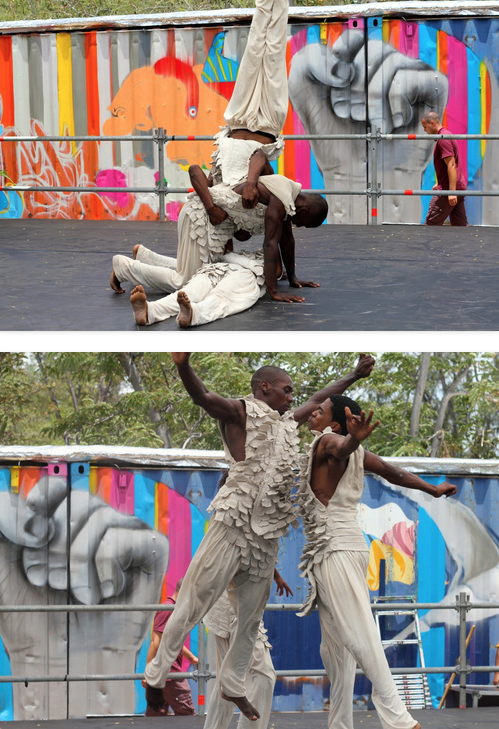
[
  {"x1": 133, "y1": 244, "x2": 140, "y2": 259},
  {"x1": 221, "y1": 691, "x2": 260, "y2": 721},
  {"x1": 177, "y1": 291, "x2": 193, "y2": 327},
  {"x1": 413, "y1": 723, "x2": 422, "y2": 729},
  {"x1": 110, "y1": 270, "x2": 125, "y2": 294},
  {"x1": 130, "y1": 285, "x2": 149, "y2": 325},
  {"x1": 145, "y1": 683, "x2": 166, "y2": 714}
]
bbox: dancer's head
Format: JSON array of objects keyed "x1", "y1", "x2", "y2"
[
  {"x1": 308, "y1": 394, "x2": 361, "y2": 435},
  {"x1": 251, "y1": 365, "x2": 294, "y2": 414},
  {"x1": 292, "y1": 193, "x2": 328, "y2": 228}
]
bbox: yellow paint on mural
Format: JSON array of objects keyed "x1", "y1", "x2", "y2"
[
  {"x1": 366, "y1": 539, "x2": 415, "y2": 591},
  {"x1": 89, "y1": 466, "x2": 97, "y2": 495},
  {"x1": 56, "y1": 33, "x2": 76, "y2": 155},
  {"x1": 480, "y1": 61, "x2": 487, "y2": 159}
]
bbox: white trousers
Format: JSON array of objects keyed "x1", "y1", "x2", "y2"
[
  {"x1": 224, "y1": 0, "x2": 289, "y2": 136},
  {"x1": 146, "y1": 264, "x2": 264, "y2": 326},
  {"x1": 113, "y1": 244, "x2": 181, "y2": 293},
  {"x1": 314, "y1": 551, "x2": 416, "y2": 729},
  {"x1": 204, "y1": 632, "x2": 276, "y2": 729},
  {"x1": 144, "y1": 520, "x2": 275, "y2": 697}
]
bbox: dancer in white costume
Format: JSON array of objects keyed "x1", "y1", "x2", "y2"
[
  {"x1": 204, "y1": 569, "x2": 291, "y2": 729},
  {"x1": 111, "y1": 0, "x2": 327, "y2": 308},
  {"x1": 129, "y1": 250, "x2": 266, "y2": 328},
  {"x1": 297, "y1": 394, "x2": 457, "y2": 729},
  {"x1": 144, "y1": 353, "x2": 375, "y2": 720}
]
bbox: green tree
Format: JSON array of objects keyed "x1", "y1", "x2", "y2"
[{"x1": 1, "y1": 352, "x2": 498, "y2": 459}]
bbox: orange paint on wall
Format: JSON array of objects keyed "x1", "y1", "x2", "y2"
[
  {"x1": 326, "y1": 22, "x2": 344, "y2": 49},
  {"x1": 19, "y1": 467, "x2": 42, "y2": 498},
  {"x1": 93, "y1": 467, "x2": 113, "y2": 503},
  {"x1": 103, "y1": 65, "x2": 227, "y2": 169}
]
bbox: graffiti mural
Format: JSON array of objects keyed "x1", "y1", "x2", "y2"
[
  {"x1": 0, "y1": 454, "x2": 498, "y2": 719},
  {"x1": 0, "y1": 10, "x2": 498, "y2": 223},
  {"x1": 0, "y1": 460, "x2": 220, "y2": 720}
]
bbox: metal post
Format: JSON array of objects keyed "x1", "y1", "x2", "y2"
[
  {"x1": 197, "y1": 620, "x2": 206, "y2": 716},
  {"x1": 155, "y1": 127, "x2": 166, "y2": 222},
  {"x1": 368, "y1": 125, "x2": 380, "y2": 225},
  {"x1": 456, "y1": 592, "x2": 471, "y2": 708}
]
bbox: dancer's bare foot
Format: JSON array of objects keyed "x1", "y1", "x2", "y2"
[
  {"x1": 413, "y1": 724, "x2": 421, "y2": 729},
  {"x1": 110, "y1": 270, "x2": 125, "y2": 294},
  {"x1": 177, "y1": 290, "x2": 193, "y2": 328},
  {"x1": 145, "y1": 683, "x2": 166, "y2": 714},
  {"x1": 130, "y1": 285, "x2": 149, "y2": 326},
  {"x1": 133, "y1": 244, "x2": 140, "y2": 259},
  {"x1": 221, "y1": 692, "x2": 260, "y2": 721}
]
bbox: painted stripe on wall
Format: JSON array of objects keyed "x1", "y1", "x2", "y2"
[
  {"x1": 12, "y1": 36, "x2": 31, "y2": 135},
  {"x1": 56, "y1": 32, "x2": 76, "y2": 158},
  {"x1": 41, "y1": 34, "x2": 60, "y2": 135},
  {"x1": 71, "y1": 33, "x2": 88, "y2": 137},
  {"x1": 28, "y1": 36, "x2": 44, "y2": 126},
  {"x1": 96, "y1": 32, "x2": 114, "y2": 170}
]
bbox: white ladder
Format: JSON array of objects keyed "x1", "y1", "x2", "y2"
[{"x1": 373, "y1": 595, "x2": 432, "y2": 710}]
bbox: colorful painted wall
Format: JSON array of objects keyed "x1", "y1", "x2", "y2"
[
  {"x1": 0, "y1": 453, "x2": 498, "y2": 720},
  {"x1": 0, "y1": 11, "x2": 498, "y2": 224}
]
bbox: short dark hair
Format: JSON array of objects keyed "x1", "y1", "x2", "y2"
[
  {"x1": 329, "y1": 394, "x2": 361, "y2": 435},
  {"x1": 251, "y1": 365, "x2": 289, "y2": 392},
  {"x1": 303, "y1": 193, "x2": 328, "y2": 227}
]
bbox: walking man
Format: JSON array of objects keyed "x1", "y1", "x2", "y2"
[{"x1": 421, "y1": 111, "x2": 468, "y2": 226}]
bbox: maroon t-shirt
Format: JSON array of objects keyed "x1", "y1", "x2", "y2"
[
  {"x1": 153, "y1": 597, "x2": 183, "y2": 672},
  {"x1": 433, "y1": 126, "x2": 467, "y2": 191}
]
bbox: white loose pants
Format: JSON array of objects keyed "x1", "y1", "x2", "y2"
[
  {"x1": 204, "y1": 632, "x2": 276, "y2": 729},
  {"x1": 314, "y1": 551, "x2": 416, "y2": 729},
  {"x1": 224, "y1": 0, "x2": 289, "y2": 136},
  {"x1": 145, "y1": 264, "x2": 264, "y2": 326},
  {"x1": 113, "y1": 245, "x2": 181, "y2": 293},
  {"x1": 144, "y1": 519, "x2": 275, "y2": 698}
]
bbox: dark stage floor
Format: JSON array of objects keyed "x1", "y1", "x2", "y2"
[
  {"x1": 2, "y1": 219, "x2": 498, "y2": 331},
  {"x1": 6, "y1": 709, "x2": 498, "y2": 729}
]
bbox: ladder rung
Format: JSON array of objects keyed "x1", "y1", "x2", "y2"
[{"x1": 381, "y1": 639, "x2": 419, "y2": 645}]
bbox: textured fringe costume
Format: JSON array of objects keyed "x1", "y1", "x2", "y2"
[
  {"x1": 297, "y1": 429, "x2": 417, "y2": 729},
  {"x1": 145, "y1": 396, "x2": 299, "y2": 698}
]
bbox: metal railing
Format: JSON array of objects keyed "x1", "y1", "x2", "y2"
[
  {"x1": 1, "y1": 128, "x2": 498, "y2": 224},
  {"x1": 0, "y1": 592, "x2": 497, "y2": 717}
]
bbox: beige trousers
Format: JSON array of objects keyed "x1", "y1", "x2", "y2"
[
  {"x1": 145, "y1": 263, "x2": 264, "y2": 327},
  {"x1": 205, "y1": 631, "x2": 276, "y2": 729},
  {"x1": 314, "y1": 551, "x2": 416, "y2": 729},
  {"x1": 224, "y1": 0, "x2": 289, "y2": 136},
  {"x1": 144, "y1": 520, "x2": 275, "y2": 698}
]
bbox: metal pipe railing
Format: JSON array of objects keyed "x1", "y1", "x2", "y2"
[
  {"x1": 1, "y1": 128, "x2": 498, "y2": 225},
  {"x1": 0, "y1": 593, "x2": 497, "y2": 715}
]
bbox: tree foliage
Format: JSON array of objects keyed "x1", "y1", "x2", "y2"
[
  {"x1": 0, "y1": 1, "x2": 399, "y2": 24},
  {"x1": 1, "y1": 352, "x2": 498, "y2": 460}
]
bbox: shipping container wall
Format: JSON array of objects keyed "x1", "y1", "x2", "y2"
[
  {"x1": 0, "y1": 458, "x2": 498, "y2": 720},
  {"x1": 1, "y1": 13, "x2": 498, "y2": 224}
]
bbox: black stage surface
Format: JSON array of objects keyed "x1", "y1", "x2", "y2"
[
  {"x1": 1, "y1": 219, "x2": 498, "y2": 331},
  {"x1": 5, "y1": 710, "x2": 498, "y2": 729}
]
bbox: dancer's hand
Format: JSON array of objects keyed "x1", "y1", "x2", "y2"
[
  {"x1": 269, "y1": 291, "x2": 306, "y2": 303},
  {"x1": 346, "y1": 407, "x2": 380, "y2": 442},
  {"x1": 208, "y1": 204, "x2": 228, "y2": 225},
  {"x1": 171, "y1": 352, "x2": 191, "y2": 365},
  {"x1": 274, "y1": 574, "x2": 294, "y2": 597},
  {"x1": 355, "y1": 353, "x2": 375, "y2": 379},
  {"x1": 241, "y1": 183, "x2": 259, "y2": 209},
  {"x1": 289, "y1": 277, "x2": 320, "y2": 289},
  {"x1": 433, "y1": 482, "x2": 457, "y2": 498}
]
